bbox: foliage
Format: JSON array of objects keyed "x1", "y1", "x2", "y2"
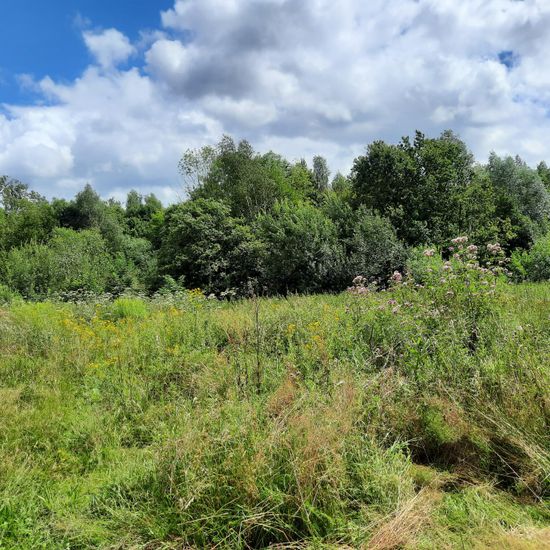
[
  {"x1": 255, "y1": 200, "x2": 343, "y2": 293},
  {"x1": 342, "y1": 206, "x2": 406, "y2": 285},
  {"x1": 0, "y1": 277, "x2": 548, "y2": 547},
  {"x1": 184, "y1": 136, "x2": 314, "y2": 220},
  {"x1": 351, "y1": 130, "x2": 474, "y2": 245},
  {"x1": 511, "y1": 232, "x2": 550, "y2": 282},
  {"x1": 2, "y1": 130, "x2": 550, "y2": 298},
  {"x1": 0, "y1": 228, "x2": 116, "y2": 298},
  {"x1": 158, "y1": 198, "x2": 263, "y2": 294}
]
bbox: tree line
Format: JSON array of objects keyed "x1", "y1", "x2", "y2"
[{"x1": 1, "y1": 130, "x2": 550, "y2": 300}]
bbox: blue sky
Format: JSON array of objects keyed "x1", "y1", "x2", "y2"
[
  {"x1": 0, "y1": 0, "x2": 172, "y2": 103},
  {"x1": 1, "y1": 0, "x2": 549, "y2": 203}
]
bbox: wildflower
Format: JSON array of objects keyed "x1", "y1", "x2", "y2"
[
  {"x1": 388, "y1": 299, "x2": 398, "y2": 306},
  {"x1": 486, "y1": 243, "x2": 502, "y2": 255},
  {"x1": 391, "y1": 271, "x2": 403, "y2": 283},
  {"x1": 392, "y1": 307, "x2": 400, "y2": 315},
  {"x1": 423, "y1": 248, "x2": 435, "y2": 257},
  {"x1": 348, "y1": 284, "x2": 369, "y2": 296},
  {"x1": 451, "y1": 236, "x2": 468, "y2": 245},
  {"x1": 442, "y1": 262, "x2": 453, "y2": 272},
  {"x1": 466, "y1": 244, "x2": 478, "y2": 255},
  {"x1": 448, "y1": 246, "x2": 455, "y2": 252},
  {"x1": 352, "y1": 275, "x2": 366, "y2": 286}
]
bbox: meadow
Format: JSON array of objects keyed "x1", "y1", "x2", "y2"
[{"x1": 1, "y1": 258, "x2": 549, "y2": 548}]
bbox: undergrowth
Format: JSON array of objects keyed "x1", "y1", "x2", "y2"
[{"x1": 0, "y1": 243, "x2": 549, "y2": 548}]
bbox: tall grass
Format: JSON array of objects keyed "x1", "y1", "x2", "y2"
[{"x1": 0, "y1": 276, "x2": 549, "y2": 547}]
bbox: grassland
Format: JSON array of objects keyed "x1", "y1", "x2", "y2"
[{"x1": 0, "y1": 278, "x2": 549, "y2": 548}]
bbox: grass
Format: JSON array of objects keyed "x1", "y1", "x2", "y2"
[{"x1": 0, "y1": 279, "x2": 549, "y2": 548}]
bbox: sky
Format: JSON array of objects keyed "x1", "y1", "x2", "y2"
[{"x1": 1, "y1": 0, "x2": 550, "y2": 204}]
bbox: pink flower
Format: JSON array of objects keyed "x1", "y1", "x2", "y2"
[
  {"x1": 423, "y1": 248, "x2": 435, "y2": 257},
  {"x1": 451, "y1": 236, "x2": 468, "y2": 246},
  {"x1": 391, "y1": 271, "x2": 403, "y2": 283}
]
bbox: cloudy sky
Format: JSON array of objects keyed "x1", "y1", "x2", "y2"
[{"x1": 1, "y1": 0, "x2": 550, "y2": 203}]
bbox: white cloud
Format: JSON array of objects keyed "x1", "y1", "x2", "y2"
[
  {"x1": 1, "y1": 0, "x2": 550, "y2": 202},
  {"x1": 83, "y1": 28, "x2": 136, "y2": 69}
]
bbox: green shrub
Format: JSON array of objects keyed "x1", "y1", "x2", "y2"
[
  {"x1": 405, "y1": 246, "x2": 444, "y2": 284},
  {"x1": 0, "y1": 283, "x2": 20, "y2": 304},
  {"x1": 255, "y1": 200, "x2": 344, "y2": 293},
  {"x1": 511, "y1": 232, "x2": 550, "y2": 281},
  {"x1": 110, "y1": 297, "x2": 148, "y2": 319}
]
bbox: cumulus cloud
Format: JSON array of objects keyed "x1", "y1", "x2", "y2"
[
  {"x1": 1, "y1": 0, "x2": 550, "y2": 201},
  {"x1": 83, "y1": 28, "x2": 136, "y2": 69}
]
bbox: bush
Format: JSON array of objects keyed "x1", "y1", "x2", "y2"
[
  {"x1": 0, "y1": 229, "x2": 116, "y2": 298},
  {"x1": 158, "y1": 198, "x2": 263, "y2": 295},
  {"x1": 255, "y1": 200, "x2": 344, "y2": 293},
  {"x1": 344, "y1": 207, "x2": 406, "y2": 284},
  {"x1": 0, "y1": 283, "x2": 20, "y2": 304},
  {"x1": 511, "y1": 232, "x2": 550, "y2": 282},
  {"x1": 405, "y1": 246, "x2": 444, "y2": 284},
  {"x1": 110, "y1": 297, "x2": 149, "y2": 320},
  {"x1": 1, "y1": 243, "x2": 54, "y2": 298}
]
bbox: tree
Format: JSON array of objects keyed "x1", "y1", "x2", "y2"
[
  {"x1": 181, "y1": 136, "x2": 318, "y2": 220},
  {"x1": 158, "y1": 198, "x2": 262, "y2": 294},
  {"x1": 537, "y1": 161, "x2": 550, "y2": 190},
  {"x1": 486, "y1": 154, "x2": 550, "y2": 248},
  {"x1": 255, "y1": 200, "x2": 343, "y2": 293},
  {"x1": 0, "y1": 177, "x2": 55, "y2": 250},
  {"x1": 312, "y1": 156, "x2": 330, "y2": 193},
  {"x1": 56, "y1": 184, "x2": 125, "y2": 251},
  {"x1": 0, "y1": 228, "x2": 115, "y2": 298},
  {"x1": 352, "y1": 130, "x2": 474, "y2": 245},
  {"x1": 341, "y1": 207, "x2": 405, "y2": 285},
  {"x1": 125, "y1": 190, "x2": 163, "y2": 238}
]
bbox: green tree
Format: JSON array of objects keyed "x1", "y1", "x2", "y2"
[
  {"x1": 313, "y1": 155, "x2": 330, "y2": 193},
  {"x1": 537, "y1": 161, "x2": 550, "y2": 190},
  {"x1": 158, "y1": 198, "x2": 262, "y2": 294},
  {"x1": 125, "y1": 190, "x2": 163, "y2": 238},
  {"x1": 0, "y1": 177, "x2": 56, "y2": 250},
  {"x1": 56, "y1": 184, "x2": 125, "y2": 251},
  {"x1": 352, "y1": 130, "x2": 474, "y2": 245},
  {"x1": 255, "y1": 200, "x2": 343, "y2": 293},
  {"x1": 182, "y1": 136, "x2": 316, "y2": 220}
]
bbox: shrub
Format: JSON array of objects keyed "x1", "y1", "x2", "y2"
[
  {"x1": 405, "y1": 246, "x2": 444, "y2": 284},
  {"x1": 255, "y1": 200, "x2": 344, "y2": 293},
  {"x1": 511, "y1": 232, "x2": 550, "y2": 282},
  {"x1": 0, "y1": 283, "x2": 20, "y2": 304},
  {"x1": 158, "y1": 198, "x2": 263, "y2": 295},
  {"x1": 344, "y1": 207, "x2": 406, "y2": 285},
  {"x1": 110, "y1": 297, "x2": 149, "y2": 320}
]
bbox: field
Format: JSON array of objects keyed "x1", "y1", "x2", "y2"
[{"x1": 1, "y1": 278, "x2": 549, "y2": 548}]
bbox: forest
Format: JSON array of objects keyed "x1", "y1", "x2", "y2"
[{"x1": 2, "y1": 130, "x2": 550, "y2": 301}]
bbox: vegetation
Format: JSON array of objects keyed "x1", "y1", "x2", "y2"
[
  {"x1": 2, "y1": 130, "x2": 550, "y2": 299},
  {"x1": 1, "y1": 130, "x2": 550, "y2": 547},
  {"x1": 0, "y1": 245, "x2": 549, "y2": 548}
]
